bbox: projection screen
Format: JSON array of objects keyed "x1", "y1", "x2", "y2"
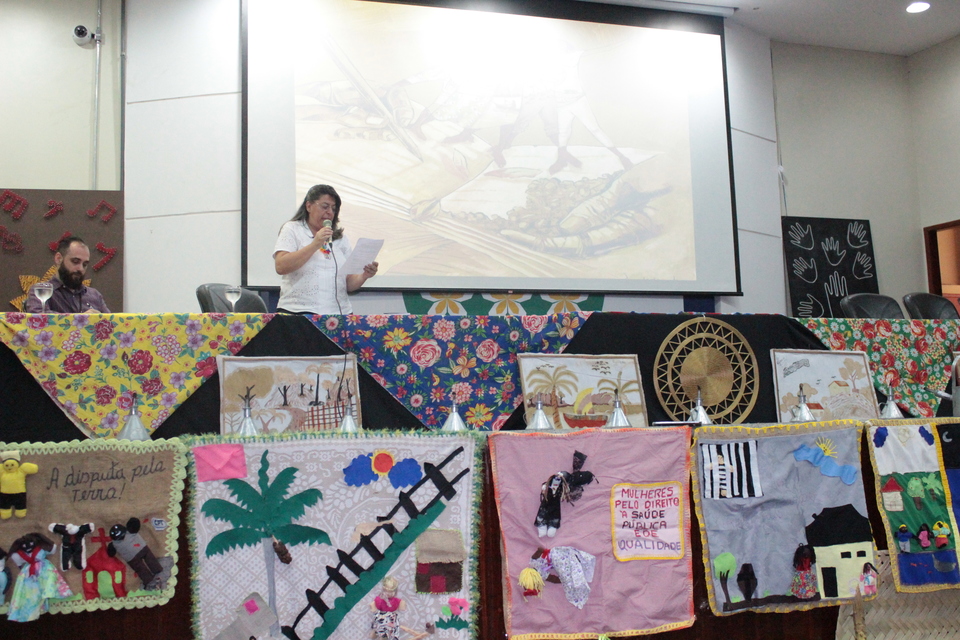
[{"x1": 246, "y1": 0, "x2": 739, "y2": 294}]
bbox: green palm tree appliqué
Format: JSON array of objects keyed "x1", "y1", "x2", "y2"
[{"x1": 202, "y1": 450, "x2": 331, "y2": 631}]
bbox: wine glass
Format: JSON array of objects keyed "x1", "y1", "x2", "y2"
[
  {"x1": 32, "y1": 281, "x2": 54, "y2": 312},
  {"x1": 224, "y1": 286, "x2": 241, "y2": 312}
]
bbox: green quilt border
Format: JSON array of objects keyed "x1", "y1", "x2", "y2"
[{"x1": 0, "y1": 437, "x2": 188, "y2": 614}]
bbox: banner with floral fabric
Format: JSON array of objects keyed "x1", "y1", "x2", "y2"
[
  {"x1": 0, "y1": 312, "x2": 274, "y2": 438},
  {"x1": 313, "y1": 313, "x2": 589, "y2": 430},
  {"x1": 802, "y1": 318, "x2": 960, "y2": 418}
]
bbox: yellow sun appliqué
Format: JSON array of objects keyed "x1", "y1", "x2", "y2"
[
  {"x1": 815, "y1": 436, "x2": 837, "y2": 458},
  {"x1": 371, "y1": 450, "x2": 395, "y2": 477}
]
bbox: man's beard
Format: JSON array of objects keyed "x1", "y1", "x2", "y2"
[{"x1": 59, "y1": 264, "x2": 85, "y2": 289}]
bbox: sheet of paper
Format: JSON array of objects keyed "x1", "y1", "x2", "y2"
[{"x1": 343, "y1": 238, "x2": 384, "y2": 274}]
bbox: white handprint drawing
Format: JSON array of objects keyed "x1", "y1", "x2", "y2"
[
  {"x1": 788, "y1": 222, "x2": 814, "y2": 250},
  {"x1": 847, "y1": 221, "x2": 868, "y2": 248},
  {"x1": 821, "y1": 237, "x2": 847, "y2": 267},
  {"x1": 792, "y1": 257, "x2": 818, "y2": 284},
  {"x1": 823, "y1": 271, "x2": 849, "y2": 316},
  {"x1": 852, "y1": 252, "x2": 874, "y2": 280},
  {"x1": 797, "y1": 294, "x2": 825, "y2": 318}
]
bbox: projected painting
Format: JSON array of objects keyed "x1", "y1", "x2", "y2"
[{"x1": 287, "y1": 0, "x2": 731, "y2": 292}]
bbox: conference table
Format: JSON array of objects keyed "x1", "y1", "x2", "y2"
[{"x1": 0, "y1": 311, "x2": 957, "y2": 640}]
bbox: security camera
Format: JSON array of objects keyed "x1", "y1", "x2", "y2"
[{"x1": 73, "y1": 25, "x2": 93, "y2": 46}]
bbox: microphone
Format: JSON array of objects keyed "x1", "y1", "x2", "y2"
[{"x1": 322, "y1": 219, "x2": 332, "y2": 251}]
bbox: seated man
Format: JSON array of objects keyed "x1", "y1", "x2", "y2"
[{"x1": 24, "y1": 236, "x2": 110, "y2": 313}]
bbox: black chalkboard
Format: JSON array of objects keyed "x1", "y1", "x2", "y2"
[{"x1": 782, "y1": 216, "x2": 879, "y2": 317}]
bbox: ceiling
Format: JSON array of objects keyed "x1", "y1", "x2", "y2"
[{"x1": 592, "y1": 0, "x2": 960, "y2": 56}]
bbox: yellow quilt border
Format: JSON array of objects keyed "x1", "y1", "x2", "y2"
[{"x1": 864, "y1": 417, "x2": 960, "y2": 593}]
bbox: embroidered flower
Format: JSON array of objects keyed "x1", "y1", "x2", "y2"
[
  {"x1": 521, "y1": 315, "x2": 548, "y2": 334},
  {"x1": 450, "y1": 382, "x2": 472, "y2": 404},
  {"x1": 360, "y1": 346, "x2": 376, "y2": 362},
  {"x1": 195, "y1": 356, "x2": 218, "y2": 378},
  {"x1": 6, "y1": 312, "x2": 25, "y2": 324},
  {"x1": 433, "y1": 319, "x2": 456, "y2": 341},
  {"x1": 475, "y1": 339, "x2": 500, "y2": 363},
  {"x1": 117, "y1": 330, "x2": 136, "y2": 348},
  {"x1": 169, "y1": 371, "x2": 187, "y2": 389},
  {"x1": 39, "y1": 345, "x2": 58, "y2": 362},
  {"x1": 431, "y1": 387, "x2": 447, "y2": 402},
  {"x1": 35, "y1": 330, "x2": 53, "y2": 346},
  {"x1": 229, "y1": 320, "x2": 245, "y2": 337},
  {"x1": 465, "y1": 403, "x2": 492, "y2": 427},
  {"x1": 325, "y1": 317, "x2": 340, "y2": 330},
  {"x1": 127, "y1": 349, "x2": 153, "y2": 375},
  {"x1": 459, "y1": 317, "x2": 471, "y2": 329},
  {"x1": 71, "y1": 314, "x2": 89, "y2": 328},
  {"x1": 100, "y1": 411, "x2": 119, "y2": 431},
  {"x1": 117, "y1": 391, "x2": 135, "y2": 411},
  {"x1": 185, "y1": 319, "x2": 202, "y2": 334},
  {"x1": 410, "y1": 339, "x2": 441, "y2": 369},
  {"x1": 141, "y1": 378, "x2": 163, "y2": 396},
  {"x1": 161, "y1": 391, "x2": 178, "y2": 408},
  {"x1": 95, "y1": 385, "x2": 117, "y2": 406},
  {"x1": 448, "y1": 597, "x2": 469, "y2": 616},
  {"x1": 187, "y1": 333, "x2": 205, "y2": 350},
  {"x1": 228, "y1": 341, "x2": 243, "y2": 354},
  {"x1": 99, "y1": 343, "x2": 118, "y2": 360},
  {"x1": 11, "y1": 330, "x2": 28, "y2": 348},
  {"x1": 26, "y1": 315, "x2": 48, "y2": 330},
  {"x1": 829, "y1": 332, "x2": 846, "y2": 351},
  {"x1": 367, "y1": 314, "x2": 389, "y2": 328},
  {"x1": 41, "y1": 379, "x2": 58, "y2": 396},
  {"x1": 410, "y1": 394, "x2": 424, "y2": 408},
  {"x1": 383, "y1": 328, "x2": 412, "y2": 353},
  {"x1": 452, "y1": 355, "x2": 476, "y2": 378}
]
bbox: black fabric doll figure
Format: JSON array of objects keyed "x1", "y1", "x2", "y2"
[
  {"x1": 534, "y1": 450, "x2": 596, "y2": 538},
  {"x1": 48, "y1": 522, "x2": 95, "y2": 571},
  {"x1": 107, "y1": 517, "x2": 172, "y2": 590}
]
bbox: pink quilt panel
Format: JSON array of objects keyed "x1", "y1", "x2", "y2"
[{"x1": 490, "y1": 427, "x2": 694, "y2": 639}]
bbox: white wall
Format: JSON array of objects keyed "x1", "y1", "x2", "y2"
[
  {"x1": 716, "y1": 22, "x2": 785, "y2": 314},
  {"x1": 908, "y1": 34, "x2": 960, "y2": 231},
  {"x1": 771, "y1": 41, "x2": 925, "y2": 303},
  {"x1": 0, "y1": 0, "x2": 121, "y2": 189},
  {"x1": 123, "y1": 0, "x2": 242, "y2": 312}
]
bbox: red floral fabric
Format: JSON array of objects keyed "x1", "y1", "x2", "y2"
[{"x1": 803, "y1": 318, "x2": 959, "y2": 417}]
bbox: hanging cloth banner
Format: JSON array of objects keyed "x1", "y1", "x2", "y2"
[{"x1": 0, "y1": 312, "x2": 274, "y2": 437}]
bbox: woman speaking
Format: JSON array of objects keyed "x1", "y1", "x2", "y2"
[{"x1": 273, "y1": 184, "x2": 378, "y2": 314}]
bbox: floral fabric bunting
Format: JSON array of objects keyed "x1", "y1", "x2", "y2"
[
  {"x1": 802, "y1": 318, "x2": 959, "y2": 418},
  {"x1": 0, "y1": 313, "x2": 273, "y2": 438},
  {"x1": 313, "y1": 313, "x2": 589, "y2": 430}
]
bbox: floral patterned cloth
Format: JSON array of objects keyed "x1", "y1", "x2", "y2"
[
  {"x1": 0, "y1": 312, "x2": 273, "y2": 437},
  {"x1": 313, "y1": 313, "x2": 589, "y2": 430},
  {"x1": 803, "y1": 318, "x2": 960, "y2": 417}
]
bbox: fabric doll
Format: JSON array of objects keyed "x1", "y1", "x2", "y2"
[
  {"x1": 896, "y1": 524, "x2": 912, "y2": 553},
  {"x1": 0, "y1": 546, "x2": 10, "y2": 606},
  {"x1": 525, "y1": 546, "x2": 596, "y2": 609},
  {"x1": 859, "y1": 562, "x2": 878, "y2": 596},
  {"x1": 916, "y1": 523, "x2": 932, "y2": 549},
  {"x1": 789, "y1": 544, "x2": 818, "y2": 599},
  {"x1": 7, "y1": 532, "x2": 72, "y2": 622},
  {"x1": 0, "y1": 450, "x2": 38, "y2": 519},
  {"x1": 107, "y1": 517, "x2": 172, "y2": 590},
  {"x1": 369, "y1": 575, "x2": 405, "y2": 640},
  {"x1": 933, "y1": 521, "x2": 951, "y2": 549},
  {"x1": 534, "y1": 450, "x2": 596, "y2": 537},
  {"x1": 48, "y1": 522, "x2": 95, "y2": 571}
]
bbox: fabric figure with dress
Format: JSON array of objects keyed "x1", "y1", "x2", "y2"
[
  {"x1": 7, "y1": 532, "x2": 72, "y2": 622},
  {"x1": 789, "y1": 544, "x2": 819, "y2": 599}
]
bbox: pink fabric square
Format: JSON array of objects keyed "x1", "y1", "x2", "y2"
[
  {"x1": 194, "y1": 444, "x2": 248, "y2": 482},
  {"x1": 243, "y1": 598, "x2": 260, "y2": 614},
  {"x1": 417, "y1": 562, "x2": 429, "y2": 574},
  {"x1": 430, "y1": 575, "x2": 446, "y2": 593}
]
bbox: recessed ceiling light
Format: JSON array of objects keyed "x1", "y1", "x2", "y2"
[{"x1": 907, "y1": 2, "x2": 931, "y2": 13}]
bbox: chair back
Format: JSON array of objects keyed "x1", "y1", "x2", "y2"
[
  {"x1": 196, "y1": 283, "x2": 267, "y2": 313},
  {"x1": 838, "y1": 293, "x2": 905, "y2": 319},
  {"x1": 902, "y1": 292, "x2": 960, "y2": 320}
]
